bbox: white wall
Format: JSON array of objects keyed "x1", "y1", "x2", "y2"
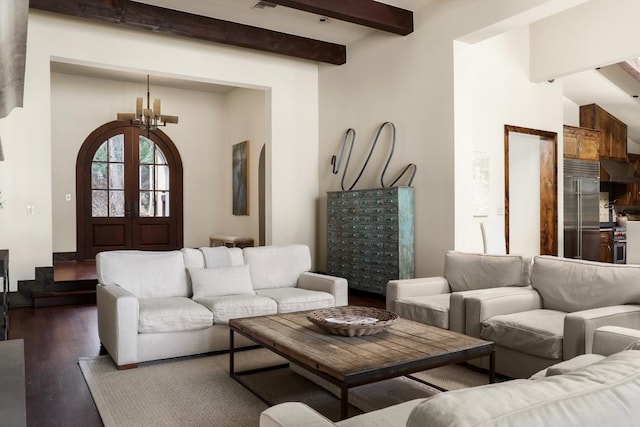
[
  {"x1": 222, "y1": 88, "x2": 267, "y2": 241},
  {"x1": 318, "y1": 0, "x2": 573, "y2": 277},
  {"x1": 51, "y1": 73, "x2": 232, "y2": 251},
  {"x1": 3, "y1": 0, "x2": 633, "y2": 289},
  {"x1": 454, "y1": 26, "x2": 564, "y2": 255},
  {"x1": 563, "y1": 97, "x2": 580, "y2": 126},
  {"x1": 531, "y1": 0, "x2": 640, "y2": 81},
  {"x1": 0, "y1": 11, "x2": 318, "y2": 290}
]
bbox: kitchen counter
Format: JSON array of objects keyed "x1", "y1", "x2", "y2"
[{"x1": 600, "y1": 222, "x2": 617, "y2": 229}]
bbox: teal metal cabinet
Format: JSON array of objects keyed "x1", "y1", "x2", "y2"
[{"x1": 327, "y1": 187, "x2": 415, "y2": 295}]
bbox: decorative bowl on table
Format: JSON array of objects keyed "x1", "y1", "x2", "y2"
[{"x1": 307, "y1": 306, "x2": 399, "y2": 337}]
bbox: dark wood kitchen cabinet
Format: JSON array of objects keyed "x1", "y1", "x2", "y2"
[
  {"x1": 580, "y1": 104, "x2": 627, "y2": 160},
  {"x1": 563, "y1": 125, "x2": 599, "y2": 161},
  {"x1": 621, "y1": 154, "x2": 640, "y2": 206},
  {"x1": 599, "y1": 230, "x2": 613, "y2": 263}
]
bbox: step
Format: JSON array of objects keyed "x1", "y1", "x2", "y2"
[
  {"x1": 31, "y1": 289, "x2": 96, "y2": 308},
  {"x1": 54, "y1": 279, "x2": 97, "y2": 292}
]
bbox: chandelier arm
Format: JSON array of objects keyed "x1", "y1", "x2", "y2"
[{"x1": 116, "y1": 74, "x2": 179, "y2": 130}]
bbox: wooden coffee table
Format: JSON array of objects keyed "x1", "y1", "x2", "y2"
[{"x1": 229, "y1": 309, "x2": 494, "y2": 420}]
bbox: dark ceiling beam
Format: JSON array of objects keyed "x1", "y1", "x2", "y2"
[
  {"x1": 29, "y1": 0, "x2": 347, "y2": 65},
  {"x1": 267, "y1": 0, "x2": 413, "y2": 35}
]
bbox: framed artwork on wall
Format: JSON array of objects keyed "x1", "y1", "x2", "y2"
[{"x1": 233, "y1": 140, "x2": 249, "y2": 215}]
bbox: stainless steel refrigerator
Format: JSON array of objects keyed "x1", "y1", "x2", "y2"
[{"x1": 564, "y1": 158, "x2": 600, "y2": 261}]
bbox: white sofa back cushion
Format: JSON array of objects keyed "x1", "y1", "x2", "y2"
[
  {"x1": 189, "y1": 265, "x2": 255, "y2": 298},
  {"x1": 444, "y1": 251, "x2": 529, "y2": 292},
  {"x1": 181, "y1": 248, "x2": 205, "y2": 269},
  {"x1": 532, "y1": 256, "x2": 640, "y2": 312},
  {"x1": 198, "y1": 246, "x2": 244, "y2": 268},
  {"x1": 243, "y1": 245, "x2": 311, "y2": 290},
  {"x1": 199, "y1": 246, "x2": 232, "y2": 268},
  {"x1": 96, "y1": 250, "x2": 189, "y2": 299},
  {"x1": 407, "y1": 350, "x2": 640, "y2": 427}
]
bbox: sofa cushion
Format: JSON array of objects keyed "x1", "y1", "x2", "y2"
[
  {"x1": 255, "y1": 288, "x2": 334, "y2": 313},
  {"x1": 138, "y1": 297, "x2": 213, "y2": 333},
  {"x1": 395, "y1": 294, "x2": 450, "y2": 329},
  {"x1": 189, "y1": 265, "x2": 255, "y2": 299},
  {"x1": 531, "y1": 256, "x2": 640, "y2": 312},
  {"x1": 199, "y1": 246, "x2": 233, "y2": 268},
  {"x1": 407, "y1": 350, "x2": 640, "y2": 427},
  {"x1": 444, "y1": 251, "x2": 529, "y2": 292},
  {"x1": 481, "y1": 309, "x2": 565, "y2": 359},
  {"x1": 530, "y1": 353, "x2": 607, "y2": 380},
  {"x1": 195, "y1": 294, "x2": 278, "y2": 324},
  {"x1": 449, "y1": 286, "x2": 535, "y2": 333},
  {"x1": 181, "y1": 248, "x2": 205, "y2": 295},
  {"x1": 181, "y1": 248, "x2": 205, "y2": 269},
  {"x1": 244, "y1": 245, "x2": 311, "y2": 290},
  {"x1": 96, "y1": 250, "x2": 189, "y2": 298}
]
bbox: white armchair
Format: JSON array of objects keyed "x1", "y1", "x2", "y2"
[{"x1": 386, "y1": 251, "x2": 531, "y2": 332}]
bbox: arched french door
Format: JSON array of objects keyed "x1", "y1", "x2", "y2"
[{"x1": 76, "y1": 121, "x2": 183, "y2": 260}]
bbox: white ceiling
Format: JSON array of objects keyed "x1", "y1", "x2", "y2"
[{"x1": 50, "y1": 61, "x2": 238, "y2": 94}]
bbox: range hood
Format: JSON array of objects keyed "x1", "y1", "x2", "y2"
[{"x1": 600, "y1": 159, "x2": 640, "y2": 183}]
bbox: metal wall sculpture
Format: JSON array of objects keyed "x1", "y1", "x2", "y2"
[{"x1": 330, "y1": 122, "x2": 417, "y2": 191}]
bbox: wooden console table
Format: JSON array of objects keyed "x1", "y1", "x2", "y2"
[{"x1": 209, "y1": 235, "x2": 254, "y2": 248}]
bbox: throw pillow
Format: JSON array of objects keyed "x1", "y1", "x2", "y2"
[{"x1": 189, "y1": 265, "x2": 255, "y2": 299}]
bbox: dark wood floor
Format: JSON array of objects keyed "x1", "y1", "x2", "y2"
[
  {"x1": 10, "y1": 305, "x2": 103, "y2": 427},
  {"x1": 8, "y1": 289, "x2": 384, "y2": 426}
]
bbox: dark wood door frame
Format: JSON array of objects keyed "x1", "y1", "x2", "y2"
[
  {"x1": 504, "y1": 125, "x2": 558, "y2": 255},
  {"x1": 75, "y1": 121, "x2": 183, "y2": 260}
]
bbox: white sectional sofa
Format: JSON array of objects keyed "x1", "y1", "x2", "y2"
[
  {"x1": 260, "y1": 327, "x2": 640, "y2": 427},
  {"x1": 386, "y1": 253, "x2": 640, "y2": 379},
  {"x1": 465, "y1": 256, "x2": 640, "y2": 378},
  {"x1": 386, "y1": 251, "x2": 532, "y2": 332},
  {"x1": 96, "y1": 244, "x2": 348, "y2": 368}
]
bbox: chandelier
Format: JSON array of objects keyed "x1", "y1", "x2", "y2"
[{"x1": 117, "y1": 75, "x2": 178, "y2": 132}]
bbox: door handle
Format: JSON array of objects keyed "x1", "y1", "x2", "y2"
[{"x1": 125, "y1": 201, "x2": 131, "y2": 218}]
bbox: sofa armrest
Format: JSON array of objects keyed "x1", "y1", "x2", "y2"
[
  {"x1": 386, "y1": 277, "x2": 450, "y2": 312},
  {"x1": 564, "y1": 305, "x2": 640, "y2": 360},
  {"x1": 464, "y1": 289, "x2": 542, "y2": 338},
  {"x1": 260, "y1": 402, "x2": 335, "y2": 427},
  {"x1": 448, "y1": 286, "x2": 533, "y2": 334},
  {"x1": 298, "y1": 272, "x2": 348, "y2": 307},
  {"x1": 592, "y1": 326, "x2": 640, "y2": 356},
  {"x1": 96, "y1": 284, "x2": 140, "y2": 367}
]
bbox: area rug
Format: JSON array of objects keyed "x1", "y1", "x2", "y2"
[{"x1": 79, "y1": 349, "x2": 490, "y2": 427}]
